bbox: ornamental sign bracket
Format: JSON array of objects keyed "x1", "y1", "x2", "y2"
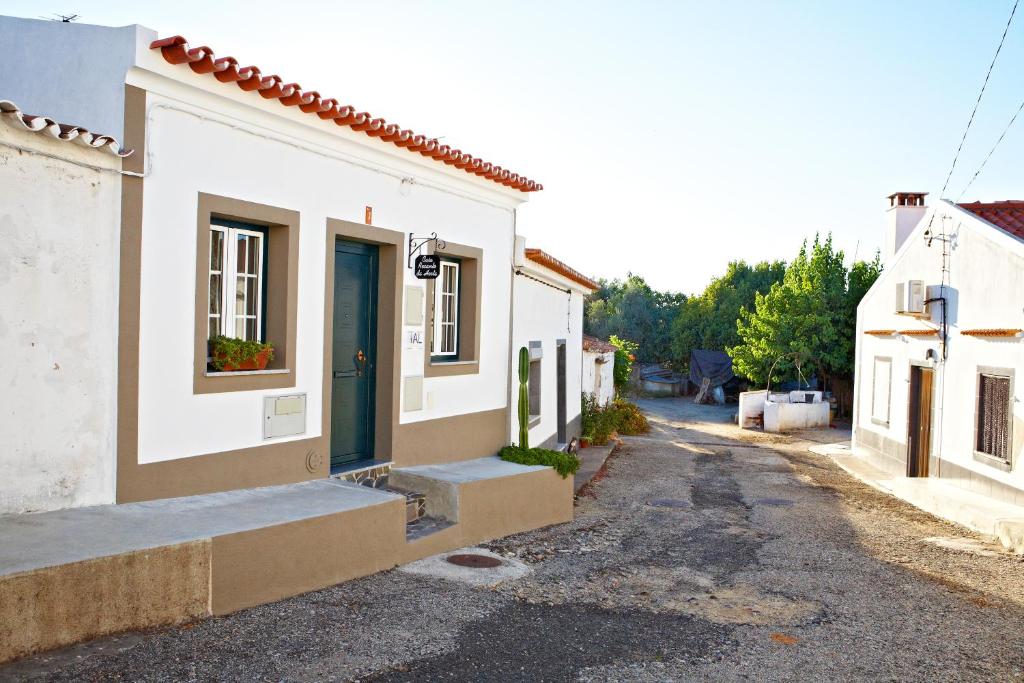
[{"x1": 408, "y1": 232, "x2": 446, "y2": 278}]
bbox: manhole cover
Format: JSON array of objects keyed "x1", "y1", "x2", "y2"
[
  {"x1": 446, "y1": 553, "x2": 503, "y2": 569},
  {"x1": 754, "y1": 498, "x2": 795, "y2": 507},
  {"x1": 648, "y1": 498, "x2": 691, "y2": 509}
]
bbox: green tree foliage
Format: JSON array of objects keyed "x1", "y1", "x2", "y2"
[
  {"x1": 729, "y1": 234, "x2": 881, "y2": 387},
  {"x1": 584, "y1": 274, "x2": 684, "y2": 362},
  {"x1": 609, "y1": 335, "x2": 638, "y2": 394},
  {"x1": 670, "y1": 260, "x2": 785, "y2": 368}
]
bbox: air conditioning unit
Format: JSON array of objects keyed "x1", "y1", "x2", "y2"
[{"x1": 895, "y1": 280, "x2": 926, "y2": 316}]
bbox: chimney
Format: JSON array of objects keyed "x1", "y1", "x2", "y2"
[{"x1": 885, "y1": 192, "x2": 928, "y2": 259}]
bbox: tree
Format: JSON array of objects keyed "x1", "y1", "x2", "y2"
[
  {"x1": 729, "y1": 234, "x2": 880, "y2": 391},
  {"x1": 671, "y1": 260, "x2": 786, "y2": 368},
  {"x1": 584, "y1": 274, "x2": 684, "y2": 363}
]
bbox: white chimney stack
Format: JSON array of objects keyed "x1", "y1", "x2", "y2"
[{"x1": 885, "y1": 192, "x2": 928, "y2": 260}]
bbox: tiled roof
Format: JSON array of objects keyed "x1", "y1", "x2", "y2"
[
  {"x1": 0, "y1": 100, "x2": 132, "y2": 156},
  {"x1": 150, "y1": 36, "x2": 541, "y2": 193},
  {"x1": 958, "y1": 200, "x2": 1024, "y2": 240},
  {"x1": 583, "y1": 335, "x2": 616, "y2": 353},
  {"x1": 523, "y1": 248, "x2": 600, "y2": 291}
]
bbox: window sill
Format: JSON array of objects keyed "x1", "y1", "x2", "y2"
[
  {"x1": 529, "y1": 415, "x2": 541, "y2": 428},
  {"x1": 204, "y1": 368, "x2": 290, "y2": 377},
  {"x1": 870, "y1": 418, "x2": 889, "y2": 428},
  {"x1": 424, "y1": 359, "x2": 479, "y2": 378},
  {"x1": 973, "y1": 451, "x2": 1012, "y2": 472}
]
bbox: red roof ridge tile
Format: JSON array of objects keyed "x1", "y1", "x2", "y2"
[
  {"x1": 523, "y1": 248, "x2": 599, "y2": 291},
  {"x1": 149, "y1": 35, "x2": 541, "y2": 193},
  {"x1": 0, "y1": 99, "x2": 133, "y2": 157}
]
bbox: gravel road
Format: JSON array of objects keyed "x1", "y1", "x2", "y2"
[{"x1": 6, "y1": 398, "x2": 1024, "y2": 682}]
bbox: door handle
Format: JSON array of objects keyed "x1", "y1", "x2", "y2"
[{"x1": 355, "y1": 349, "x2": 367, "y2": 377}]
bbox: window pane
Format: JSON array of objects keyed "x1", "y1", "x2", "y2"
[
  {"x1": 247, "y1": 235, "x2": 259, "y2": 274},
  {"x1": 235, "y1": 317, "x2": 245, "y2": 339},
  {"x1": 246, "y1": 318, "x2": 257, "y2": 340},
  {"x1": 237, "y1": 234, "x2": 247, "y2": 272},
  {"x1": 209, "y1": 316, "x2": 220, "y2": 338},
  {"x1": 209, "y1": 274, "x2": 221, "y2": 315},
  {"x1": 235, "y1": 277, "x2": 246, "y2": 316},
  {"x1": 210, "y1": 230, "x2": 223, "y2": 271},
  {"x1": 978, "y1": 375, "x2": 1010, "y2": 460},
  {"x1": 246, "y1": 277, "x2": 258, "y2": 316}
]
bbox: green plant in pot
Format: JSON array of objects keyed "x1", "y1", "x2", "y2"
[
  {"x1": 517, "y1": 346, "x2": 530, "y2": 448},
  {"x1": 209, "y1": 335, "x2": 275, "y2": 372}
]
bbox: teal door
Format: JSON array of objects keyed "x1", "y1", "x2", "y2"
[{"x1": 331, "y1": 240, "x2": 378, "y2": 468}]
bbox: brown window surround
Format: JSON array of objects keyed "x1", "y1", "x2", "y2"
[
  {"x1": 194, "y1": 192, "x2": 299, "y2": 394},
  {"x1": 424, "y1": 241, "x2": 482, "y2": 378}
]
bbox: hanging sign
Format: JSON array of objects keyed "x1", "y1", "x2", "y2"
[{"x1": 414, "y1": 254, "x2": 440, "y2": 279}]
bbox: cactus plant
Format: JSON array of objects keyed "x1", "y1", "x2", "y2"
[{"x1": 517, "y1": 346, "x2": 530, "y2": 449}]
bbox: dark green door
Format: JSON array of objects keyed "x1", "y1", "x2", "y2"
[{"x1": 331, "y1": 240, "x2": 378, "y2": 468}]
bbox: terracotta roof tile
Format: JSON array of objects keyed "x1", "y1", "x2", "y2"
[
  {"x1": 0, "y1": 100, "x2": 133, "y2": 156},
  {"x1": 523, "y1": 248, "x2": 599, "y2": 291},
  {"x1": 150, "y1": 36, "x2": 541, "y2": 193},
  {"x1": 958, "y1": 200, "x2": 1024, "y2": 240},
  {"x1": 583, "y1": 335, "x2": 616, "y2": 353}
]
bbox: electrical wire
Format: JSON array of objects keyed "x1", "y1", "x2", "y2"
[
  {"x1": 957, "y1": 94, "x2": 1024, "y2": 200},
  {"x1": 938, "y1": 0, "x2": 1019, "y2": 199}
]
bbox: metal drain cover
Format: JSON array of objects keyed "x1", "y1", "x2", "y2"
[
  {"x1": 754, "y1": 498, "x2": 795, "y2": 507},
  {"x1": 446, "y1": 553, "x2": 504, "y2": 569},
  {"x1": 648, "y1": 498, "x2": 691, "y2": 509}
]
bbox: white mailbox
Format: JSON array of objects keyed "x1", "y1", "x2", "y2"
[{"x1": 263, "y1": 393, "x2": 306, "y2": 439}]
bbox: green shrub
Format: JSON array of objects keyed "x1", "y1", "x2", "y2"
[
  {"x1": 609, "y1": 335, "x2": 638, "y2": 396},
  {"x1": 610, "y1": 398, "x2": 649, "y2": 435},
  {"x1": 500, "y1": 445, "x2": 581, "y2": 478},
  {"x1": 209, "y1": 335, "x2": 274, "y2": 371}
]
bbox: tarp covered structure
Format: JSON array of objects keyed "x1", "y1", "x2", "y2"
[{"x1": 689, "y1": 349, "x2": 735, "y2": 389}]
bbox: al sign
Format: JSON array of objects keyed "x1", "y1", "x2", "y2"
[{"x1": 414, "y1": 254, "x2": 440, "y2": 279}]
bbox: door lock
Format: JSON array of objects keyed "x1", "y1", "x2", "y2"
[{"x1": 355, "y1": 349, "x2": 367, "y2": 377}]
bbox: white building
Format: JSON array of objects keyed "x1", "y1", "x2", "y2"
[
  {"x1": 853, "y1": 191, "x2": 1024, "y2": 506},
  {"x1": 0, "y1": 16, "x2": 587, "y2": 661},
  {"x1": 510, "y1": 241, "x2": 597, "y2": 448},
  {"x1": 582, "y1": 335, "x2": 616, "y2": 406}
]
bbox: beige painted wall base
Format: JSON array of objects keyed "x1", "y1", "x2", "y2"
[{"x1": 0, "y1": 461, "x2": 573, "y2": 664}]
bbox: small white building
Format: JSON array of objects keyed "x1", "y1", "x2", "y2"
[
  {"x1": 582, "y1": 335, "x2": 616, "y2": 406},
  {"x1": 511, "y1": 240, "x2": 598, "y2": 448},
  {"x1": 853, "y1": 192, "x2": 1024, "y2": 505}
]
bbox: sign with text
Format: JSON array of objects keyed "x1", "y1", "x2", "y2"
[{"x1": 414, "y1": 254, "x2": 440, "y2": 279}]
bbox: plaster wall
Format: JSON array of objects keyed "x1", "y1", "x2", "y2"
[
  {"x1": 510, "y1": 269, "x2": 586, "y2": 447},
  {"x1": 0, "y1": 126, "x2": 122, "y2": 513},
  {"x1": 582, "y1": 349, "x2": 615, "y2": 406},
  {"x1": 854, "y1": 200, "x2": 1024, "y2": 495},
  {"x1": 131, "y1": 79, "x2": 520, "y2": 464}
]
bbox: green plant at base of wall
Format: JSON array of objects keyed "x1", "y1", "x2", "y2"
[
  {"x1": 500, "y1": 446, "x2": 580, "y2": 478},
  {"x1": 517, "y1": 346, "x2": 530, "y2": 449},
  {"x1": 209, "y1": 336, "x2": 275, "y2": 371}
]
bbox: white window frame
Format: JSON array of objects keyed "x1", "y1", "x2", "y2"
[
  {"x1": 432, "y1": 259, "x2": 460, "y2": 357},
  {"x1": 871, "y1": 356, "x2": 892, "y2": 426},
  {"x1": 209, "y1": 224, "x2": 264, "y2": 342}
]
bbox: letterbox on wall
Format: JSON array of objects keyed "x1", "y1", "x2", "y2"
[{"x1": 263, "y1": 393, "x2": 307, "y2": 439}]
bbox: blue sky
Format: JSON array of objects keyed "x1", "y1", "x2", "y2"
[{"x1": 7, "y1": 1, "x2": 1024, "y2": 293}]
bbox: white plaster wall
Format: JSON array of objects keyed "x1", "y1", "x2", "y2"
[
  {"x1": 511, "y1": 270, "x2": 587, "y2": 447},
  {"x1": 0, "y1": 16, "x2": 152, "y2": 141},
  {"x1": 582, "y1": 349, "x2": 615, "y2": 406},
  {"x1": 0, "y1": 126, "x2": 121, "y2": 513},
  {"x1": 133, "y1": 80, "x2": 521, "y2": 464},
  {"x1": 855, "y1": 200, "x2": 1024, "y2": 492},
  {"x1": 763, "y1": 401, "x2": 829, "y2": 433},
  {"x1": 738, "y1": 390, "x2": 768, "y2": 429}
]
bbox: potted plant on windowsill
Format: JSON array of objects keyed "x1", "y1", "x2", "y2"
[{"x1": 209, "y1": 335, "x2": 275, "y2": 372}]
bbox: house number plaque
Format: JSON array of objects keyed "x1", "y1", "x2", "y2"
[{"x1": 414, "y1": 254, "x2": 440, "y2": 279}]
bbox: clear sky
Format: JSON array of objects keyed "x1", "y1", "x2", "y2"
[{"x1": 7, "y1": 1, "x2": 1024, "y2": 294}]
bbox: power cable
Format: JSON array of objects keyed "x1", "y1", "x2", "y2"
[
  {"x1": 938, "y1": 0, "x2": 1019, "y2": 199},
  {"x1": 957, "y1": 95, "x2": 1024, "y2": 200}
]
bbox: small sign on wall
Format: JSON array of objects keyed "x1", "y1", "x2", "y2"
[{"x1": 414, "y1": 254, "x2": 440, "y2": 279}]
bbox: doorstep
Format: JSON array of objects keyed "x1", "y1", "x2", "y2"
[{"x1": 810, "y1": 442, "x2": 1024, "y2": 553}]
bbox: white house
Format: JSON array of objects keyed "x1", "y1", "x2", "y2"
[
  {"x1": 853, "y1": 191, "x2": 1024, "y2": 507},
  {"x1": 0, "y1": 15, "x2": 584, "y2": 662},
  {"x1": 582, "y1": 335, "x2": 616, "y2": 406},
  {"x1": 510, "y1": 240, "x2": 598, "y2": 448}
]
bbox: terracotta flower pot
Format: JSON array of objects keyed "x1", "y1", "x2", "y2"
[
  {"x1": 216, "y1": 347, "x2": 272, "y2": 372},
  {"x1": 580, "y1": 437, "x2": 592, "y2": 449}
]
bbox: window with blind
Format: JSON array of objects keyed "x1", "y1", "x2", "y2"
[
  {"x1": 431, "y1": 259, "x2": 460, "y2": 357},
  {"x1": 976, "y1": 371, "x2": 1012, "y2": 464},
  {"x1": 208, "y1": 219, "x2": 267, "y2": 342},
  {"x1": 871, "y1": 357, "x2": 892, "y2": 425}
]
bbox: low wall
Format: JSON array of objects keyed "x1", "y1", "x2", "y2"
[
  {"x1": 738, "y1": 390, "x2": 768, "y2": 428},
  {"x1": 764, "y1": 401, "x2": 830, "y2": 433}
]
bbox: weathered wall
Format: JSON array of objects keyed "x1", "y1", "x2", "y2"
[
  {"x1": 582, "y1": 349, "x2": 615, "y2": 406},
  {"x1": 854, "y1": 200, "x2": 1024, "y2": 500},
  {"x1": 0, "y1": 126, "x2": 122, "y2": 513}
]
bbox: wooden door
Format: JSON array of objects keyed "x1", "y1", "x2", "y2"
[
  {"x1": 330, "y1": 240, "x2": 378, "y2": 468},
  {"x1": 907, "y1": 365, "x2": 934, "y2": 478}
]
